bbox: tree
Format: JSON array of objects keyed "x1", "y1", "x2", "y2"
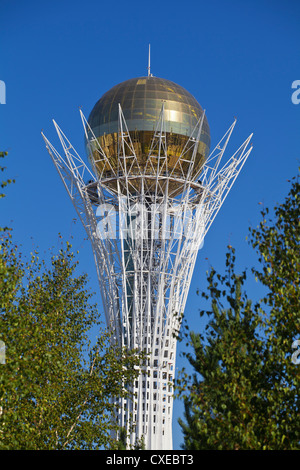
[
  {"x1": 0, "y1": 237, "x2": 142, "y2": 450},
  {"x1": 0, "y1": 153, "x2": 142, "y2": 449},
  {"x1": 177, "y1": 173, "x2": 300, "y2": 450}
]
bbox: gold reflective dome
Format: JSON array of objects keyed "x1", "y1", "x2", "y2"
[{"x1": 86, "y1": 76, "x2": 210, "y2": 195}]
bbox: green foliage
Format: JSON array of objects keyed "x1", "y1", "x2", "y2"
[
  {"x1": 177, "y1": 173, "x2": 300, "y2": 450},
  {"x1": 249, "y1": 174, "x2": 300, "y2": 360},
  {"x1": 0, "y1": 152, "x2": 142, "y2": 449},
  {"x1": 114, "y1": 427, "x2": 128, "y2": 450},
  {"x1": 111, "y1": 427, "x2": 145, "y2": 450},
  {"x1": 0, "y1": 237, "x2": 141, "y2": 449},
  {"x1": 0, "y1": 151, "x2": 15, "y2": 231}
]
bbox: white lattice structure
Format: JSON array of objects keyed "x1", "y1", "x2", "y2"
[{"x1": 42, "y1": 100, "x2": 252, "y2": 450}]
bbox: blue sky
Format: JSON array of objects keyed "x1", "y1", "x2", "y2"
[{"x1": 1, "y1": 0, "x2": 300, "y2": 450}]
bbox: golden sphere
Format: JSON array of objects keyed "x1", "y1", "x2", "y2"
[{"x1": 86, "y1": 76, "x2": 210, "y2": 195}]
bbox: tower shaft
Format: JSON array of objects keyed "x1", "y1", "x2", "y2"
[{"x1": 93, "y1": 190, "x2": 202, "y2": 449}]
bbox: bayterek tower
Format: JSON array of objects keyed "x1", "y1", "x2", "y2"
[{"x1": 42, "y1": 58, "x2": 252, "y2": 450}]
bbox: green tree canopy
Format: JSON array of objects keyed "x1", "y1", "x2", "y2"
[{"x1": 177, "y1": 172, "x2": 300, "y2": 450}]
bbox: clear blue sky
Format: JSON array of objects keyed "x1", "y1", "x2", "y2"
[{"x1": 1, "y1": 0, "x2": 300, "y2": 450}]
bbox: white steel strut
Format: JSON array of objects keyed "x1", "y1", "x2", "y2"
[{"x1": 42, "y1": 105, "x2": 252, "y2": 450}]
